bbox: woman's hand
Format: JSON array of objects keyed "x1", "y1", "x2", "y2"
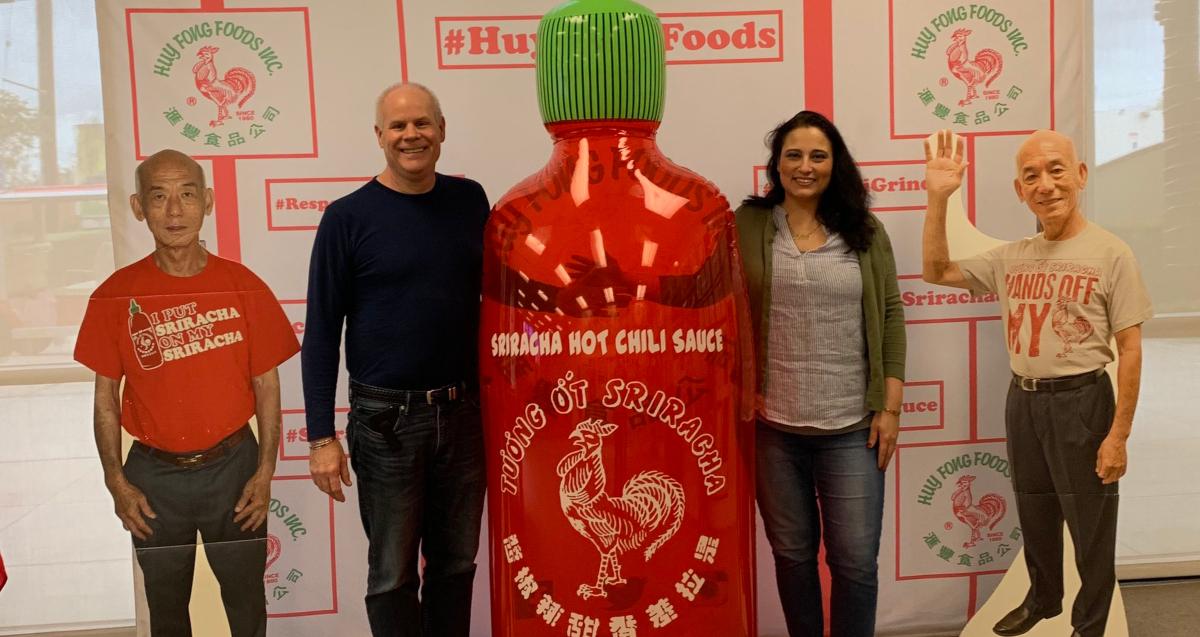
[{"x1": 868, "y1": 410, "x2": 900, "y2": 470}]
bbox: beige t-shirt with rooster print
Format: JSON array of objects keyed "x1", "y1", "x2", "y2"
[{"x1": 958, "y1": 221, "x2": 1152, "y2": 379}]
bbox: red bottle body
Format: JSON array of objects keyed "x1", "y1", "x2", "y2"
[{"x1": 480, "y1": 120, "x2": 756, "y2": 636}]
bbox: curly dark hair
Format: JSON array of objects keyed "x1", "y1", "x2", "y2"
[{"x1": 742, "y1": 110, "x2": 875, "y2": 252}]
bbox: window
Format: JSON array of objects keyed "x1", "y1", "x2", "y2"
[
  {"x1": 0, "y1": 2, "x2": 132, "y2": 633},
  {"x1": 0, "y1": 0, "x2": 110, "y2": 378}
]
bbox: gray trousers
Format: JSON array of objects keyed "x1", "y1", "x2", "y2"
[
  {"x1": 1005, "y1": 372, "x2": 1118, "y2": 637},
  {"x1": 124, "y1": 431, "x2": 267, "y2": 637}
]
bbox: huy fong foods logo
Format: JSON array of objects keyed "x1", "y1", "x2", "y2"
[
  {"x1": 909, "y1": 4, "x2": 1031, "y2": 127},
  {"x1": 914, "y1": 451, "x2": 1021, "y2": 570},
  {"x1": 263, "y1": 497, "x2": 308, "y2": 605},
  {"x1": 436, "y1": 12, "x2": 782, "y2": 68},
  {"x1": 149, "y1": 19, "x2": 286, "y2": 149}
]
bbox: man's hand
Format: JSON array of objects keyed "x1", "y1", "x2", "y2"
[
  {"x1": 924, "y1": 129, "x2": 968, "y2": 200},
  {"x1": 107, "y1": 476, "x2": 156, "y2": 540},
  {"x1": 309, "y1": 440, "x2": 352, "y2": 502},
  {"x1": 1096, "y1": 433, "x2": 1128, "y2": 484},
  {"x1": 233, "y1": 470, "x2": 272, "y2": 531},
  {"x1": 868, "y1": 411, "x2": 900, "y2": 470}
]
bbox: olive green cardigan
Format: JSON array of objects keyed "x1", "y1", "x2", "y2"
[{"x1": 734, "y1": 204, "x2": 906, "y2": 412}]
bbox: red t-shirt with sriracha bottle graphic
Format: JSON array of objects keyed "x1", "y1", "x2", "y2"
[{"x1": 74, "y1": 254, "x2": 300, "y2": 453}]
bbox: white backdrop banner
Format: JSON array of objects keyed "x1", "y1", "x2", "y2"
[{"x1": 96, "y1": 1, "x2": 1085, "y2": 634}]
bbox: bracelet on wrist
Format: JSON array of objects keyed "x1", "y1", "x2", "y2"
[
  {"x1": 881, "y1": 407, "x2": 901, "y2": 417},
  {"x1": 309, "y1": 436, "x2": 337, "y2": 450}
]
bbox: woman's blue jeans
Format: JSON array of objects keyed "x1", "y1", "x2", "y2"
[{"x1": 756, "y1": 421, "x2": 885, "y2": 637}]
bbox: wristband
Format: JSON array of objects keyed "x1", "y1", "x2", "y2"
[{"x1": 881, "y1": 407, "x2": 901, "y2": 418}]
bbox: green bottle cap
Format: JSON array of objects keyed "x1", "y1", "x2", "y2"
[{"x1": 537, "y1": 0, "x2": 666, "y2": 124}]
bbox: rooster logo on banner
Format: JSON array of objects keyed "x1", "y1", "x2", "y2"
[
  {"x1": 556, "y1": 419, "x2": 686, "y2": 600},
  {"x1": 951, "y1": 474, "x2": 1007, "y2": 549},
  {"x1": 191, "y1": 45, "x2": 257, "y2": 127},
  {"x1": 946, "y1": 28, "x2": 1003, "y2": 106}
]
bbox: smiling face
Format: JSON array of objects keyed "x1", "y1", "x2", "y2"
[
  {"x1": 130, "y1": 150, "x2": 213, "y2": 251},
  {"x1": 1013, "y1": 130, "x2": 1088, "y2": 234},
  {"x1": 776, "y1": 126, "x2": 834, "y2": 206},
  {"x1": 375, "y1": 84, "x2": 445, "y2": 191}
]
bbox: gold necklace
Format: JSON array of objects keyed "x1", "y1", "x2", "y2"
[{"x1": 788, "y1": 219, "x2": 822, "y2": 241}]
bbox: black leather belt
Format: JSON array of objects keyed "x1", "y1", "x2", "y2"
[
  {"x1": 349, "y1": 379, "x2": 467, "y2": 405},
  {"x1": 136, "y1": 425, "x2": 251, "y2": 468},
  {"x1": 1013, "y1": 369, "x2": 1105, "y2": 392},
  {"x1": 349, "y1": 380, "x2": 471, "y2": 451}
]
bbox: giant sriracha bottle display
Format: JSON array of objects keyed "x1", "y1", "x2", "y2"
[{"x1": 479, "y1": 1, "x2": 756, "y2": 635}]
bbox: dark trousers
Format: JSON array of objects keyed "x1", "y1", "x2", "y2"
[
  {"x1": 346, "y1": 381, "x2": 486, "y2": 637},
  {"x1": 124, "y1": 432, "x2": 267, "y2": 637},
  {"x1": 1006, "y1": 372, "x2": 1118, "y2": 637}
]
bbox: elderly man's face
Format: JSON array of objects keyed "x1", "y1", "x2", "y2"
[
  {"x1": 131, "y1": 153, "x2": 213, "y2": 250},
  {"x1": 1013, "y1": 132, "x2": 1088, "y2": 230},
  {"x1": 375, "y1": 86, "x2": 445, "y2": 185}
]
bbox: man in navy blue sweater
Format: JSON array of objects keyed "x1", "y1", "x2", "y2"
[{"x1": 301, "y1": 82, "x2": 489, "y2": 637}]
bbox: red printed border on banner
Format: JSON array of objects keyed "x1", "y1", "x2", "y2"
[
  {"x1": 267, "y1": 475, "x2": 339, "y2": 618},
  {"x1": 751, "y1": 165, "x2": 769, "y2": 198},
  {"x1": 858, "y1": 159, "x2": 928, "y2": 213},
  {"x1": 661, "y1": 10, "x2": 785, "y2": 65},
  {"x1": 276, "y1": 299, "x2": 349, "y2": 463},
  {"x1": 803, "y1": 0, "x2": 832, "y2": 117},
  {"x1": 124, "y1": 7, "x2": 318, "y2": 160},
  {"x1": 906, "y1": 314, "x2": 1003, "y2": 327},
  {"x1": 279, "y1": 409, "x2": 349, "y2": 462},
  {"x1": 899, "y1": 274, "x2": 1002, "y2": 323},
  {"x1": 265, "y1": 177, "x2": 370, "y2": 231},
  {"x1": 892, "y1": 437, "x2": 1010, "y2": 582},
  {"x1": 901, "y1": 380, "x2": 945, "y2": 431},
  {"x1": 280, "y1": 297, "x2": 307, "y2": 336},
  {"x1": 433, "y1": 11, "x2": 784, "y2": 70},
  {"x1": 886, "y1": 0, "x2": 1056, "y2": 140}
]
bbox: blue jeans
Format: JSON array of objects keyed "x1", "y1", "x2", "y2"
[
  {"x1": 346, "y1": 383, "x2": 486, "y2": 637},
  {"x1": 756, "y1": 421, "x2": 885, "y2": 637}
]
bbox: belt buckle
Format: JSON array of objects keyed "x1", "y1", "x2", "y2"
[
  {"x1": 425, "y1": 384, "x2": 459, "y2": 404},
  {"x1": 177, "y1": 452, "x2": 205, "y2": 466},
  {"x1": 1019, "y1": 376, "x2": 1039, "y2": 392}
]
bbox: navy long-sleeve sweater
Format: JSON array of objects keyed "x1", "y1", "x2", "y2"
[{"x1": 301, "y1": 174, "x2": 489, "y2": 440}]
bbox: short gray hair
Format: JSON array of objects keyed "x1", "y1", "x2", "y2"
[{"x1": 375, "y1": 82, "x2": 444, "y2": 126}]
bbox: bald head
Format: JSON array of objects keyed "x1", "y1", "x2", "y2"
[
  {"x1": 375, "y1": 82, "x2": 443, "y2": 127},
  {"x1": 1011, "y1": 129, "x2": 1088, "y2": 237},
  {"x1": 136, "y1": 149, "x2": 206, "y2": 201},
  {"x1": 1015, "y1": 129, "x2": 1079, "y2": 172}
]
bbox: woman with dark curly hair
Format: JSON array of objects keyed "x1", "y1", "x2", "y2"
[{"x1": 735, "y1": 111, "x2": 906, "y2": 637}]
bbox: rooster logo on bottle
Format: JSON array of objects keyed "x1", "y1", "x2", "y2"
[
  {"x1": 556, "y1": 418, "x2": 685, "y2": 600},
  {"x1": 128, "y1": 299, "x2": 162, "y2": 370}
]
